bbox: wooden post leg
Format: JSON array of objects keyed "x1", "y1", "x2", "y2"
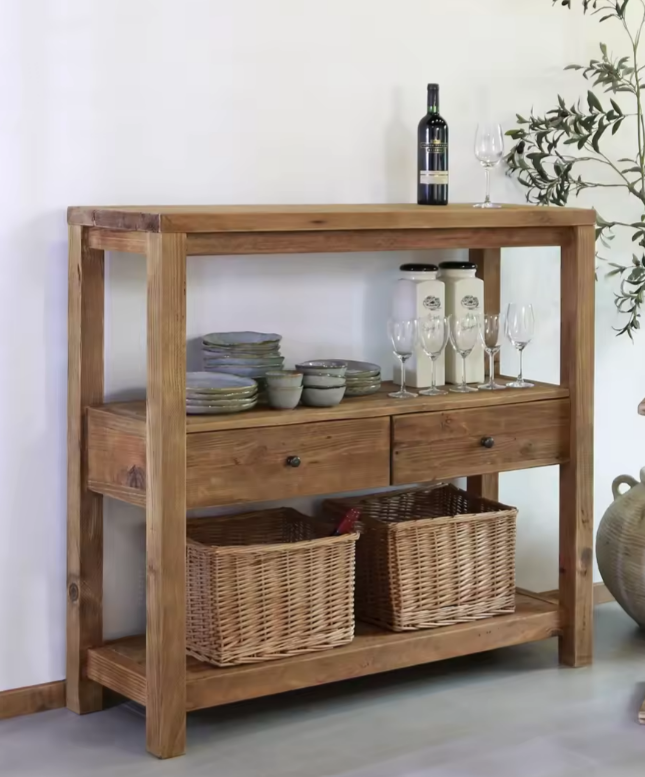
[
  {"x1": 559, "y1": 226, "x2": 595, "y2": 667},
  {"x1": 67, "y1": 226, "x2": 105, "y2": 713},
  {"x1": 146, "y1": 233, "x2": 187, "y2": 758},
  {"x1": 468, "y1": 248, "x2": 501, "y2": 501}
]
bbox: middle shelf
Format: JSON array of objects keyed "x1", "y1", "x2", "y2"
[{"x1": 86, "y1": 379, "x2": 570, "y2": 509}]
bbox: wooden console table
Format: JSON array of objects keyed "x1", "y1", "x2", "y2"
[{"x1": 66, "y1": 204, "x2": 595, "y2": 758}]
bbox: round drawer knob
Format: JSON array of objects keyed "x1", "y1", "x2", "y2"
[
  {"x1": 286, "y1": 456, "x2": 301, "y2": 468},
  {"x1": 481, "y1": 437, "x2": 495, "y2": 449}
]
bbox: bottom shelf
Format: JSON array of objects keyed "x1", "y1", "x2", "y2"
[{"x1": 87, "y1": 591, "x2": 560, "y2": 712}]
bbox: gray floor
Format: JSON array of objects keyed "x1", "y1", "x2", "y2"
[{"x1": 2, "y1": 605, "x2": 645, "y2": 776}]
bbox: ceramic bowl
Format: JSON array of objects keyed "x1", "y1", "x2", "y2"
[
  {"x1": 296, "y1": 361, "x2": 347, "y2": 378},
  {"x1": 302, "y1": 385, "x2": 346, "y2": 408},
  {"x1": 267, "y1": 385, "x2": 304, "y2": 410},
  {"x1": 303, "y1": 374, "x2": 347, "y2": 388},
  {"x1": 265, "y1": 370, "x2": 304, "y2": 388}
]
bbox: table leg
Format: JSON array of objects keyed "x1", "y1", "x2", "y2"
[
  {"x1": 559, "y1": 226, "x2": 595, "y2": 667},
  {"x1": 67, "y1": 226, "x2": 105, "y2": 714},
  {"x1": 145, "y1": 232, "x2": 187, "y2": 758}
]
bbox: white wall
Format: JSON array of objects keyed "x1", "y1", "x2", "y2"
[{"x1": 0, "y1": 0, "x2": 641, "y2": 691}]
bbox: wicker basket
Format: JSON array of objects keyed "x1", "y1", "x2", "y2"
[
  {"x1": 186, "y1": 507, "x2": 358, "y2": 667},
  {"x1": 323, "y1": 484, "x2": 517, "y2": 632}
]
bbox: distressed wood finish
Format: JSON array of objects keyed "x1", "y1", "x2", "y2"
[
  {"x1": 393, "y1": 399, "x2": 570, "y2": 484},
  {"x1": 68, "y1": 204, "x2": 596, "y2": 234},
  {"x1": 67, "y1": 225, "x2": 104, "y2": 715},
  {"x1": 85, "y1": 381, "x2": 569, "y2": 510},
  {"x1": 68, "y1": 203, "x2": 596, "y2": 757},
  {"x1": 186, "y1": 418, "x2": 390, "y2": 508},
  {"x1": 85, "y1": 591, "x2": 559, "y2": 711},
  {"x1": 186, "y1": 227, "x2": 570, "y2": 255},
  {"x1": 468, "y1": 247, "x2": 502, "y2": 499},
  {"x1": 0, "y1": 682, "x2": 66, "y2": 721},
  {"x1": 145, "y1": 233, "x2": 187, "y2": 758},
  {"x1": 559, "y1": 226, "x2": 595, "y2": 668}
]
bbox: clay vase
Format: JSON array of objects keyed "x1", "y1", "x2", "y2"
[{"x1": 597, "y1": 467, "x2": 645, "y2": 628}]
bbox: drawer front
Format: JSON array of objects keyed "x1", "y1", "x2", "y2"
[
  {"x1": 187, "y1": 417, "x2": 390, "y2": 508},
  {"x1": 392, "y1": 399, "x2": 569, "y2": 485}
]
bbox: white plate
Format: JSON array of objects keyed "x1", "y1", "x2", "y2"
[{"x1": 186, "y1": 372, "x2": 258, "y2": 392}]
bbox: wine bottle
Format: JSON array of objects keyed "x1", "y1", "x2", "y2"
[{"x1": 417, "y1": 84, "x2": 449, "y2": 206}]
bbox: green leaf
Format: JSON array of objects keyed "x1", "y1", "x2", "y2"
[
  {"x1": 600, "y1": 43, "x2": 608, "y2": 58},
  {"x1": 591, "y1": 120, "x2": 607, "y2": 152},
  {"x1": 587, "y1": 91, "x2": 603, "y2": 112},
  {"x1": 612, "y1": 119, "x2": 624, "y2": 135},
  {"x1": 610, "y1": 99, "x2": 623, "y2": 116},
  {"x1": 565, "y1": 65, "x2": 583, "y2": 71}
]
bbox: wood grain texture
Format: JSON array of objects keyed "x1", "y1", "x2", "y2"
[
  {"x1": 559, "y1": 226, "x2": 595, "y2": 668},
  {"x1": 186, "y1": 227, "x2": 571, "y2": 255},
  {"x1": 145, "y1": 232, "x2": 187, "y2": 759},
  {"x1": 393, "y1": 399, "x2": 570, "y2": 484},
  {"x1": 469, "y1": 247, "x2": 502, "y2": 499},
  {"x1": 467, "y1": 474, "x2": 500, "y2": 501},
  {"x1": 0, "y1": 681, "x2": 66, "y2": 721},
  {"x1": 67, "y1": 204, "x2": 596, "y2": 233},
  {"x1": 88, "y1": 228, "x2": 147, "y2": 254},
  {"x1": 85, "y1": 591, "x2": 559, "y2": 711},
  {"x1": 67, "y1": 225, "x2": 104, "y2": 715},
  {"x1": 186, "y1": 418, "x2": 390, "y2": 508},
  {"x1": 538, "y1": 583, "x2": 613, "y2": 607}
]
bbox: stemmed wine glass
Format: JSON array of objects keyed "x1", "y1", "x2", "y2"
[
  {"x1": 479, "y1": 314, "x2": 506, "y2": 390},
  {"x1": 448, "y1": 313, "x2": 480, "y2": 394},
  {"x1": 474, "y1": 123, "x2": 504, "y2": 209},
  {"x1": 506, "y1": 303, "x2": 535, "y2": 389},
  {"x1": 388, "y1": 319, "x2": 418, "y2": 399},
  {"x1": 418, "y1": 315, "x2": 449, "y2": 396}
]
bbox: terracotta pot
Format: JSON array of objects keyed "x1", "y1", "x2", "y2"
[{"x1": 597, "y1": 467, "x2": 645, "y2": 628}]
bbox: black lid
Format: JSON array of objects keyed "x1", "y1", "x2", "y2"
[
  {"x1": 439, "y1": 261, "x2": 477, "y2": 270},
  {"x1": 427, "y1": 83, "x2": 439, "y2": 91},
  {"x1": 400, "y1": 263, "x2": 438, "y2": 272}
]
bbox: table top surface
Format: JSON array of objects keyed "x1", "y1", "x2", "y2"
[{"x1": 67, "y1": 203, "x2": 597, "y2": 234}]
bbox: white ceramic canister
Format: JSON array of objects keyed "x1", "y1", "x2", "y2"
[
  {"x1": 439, "y1": 261, "x2": 484, "y2": 385},
  {"x1": 392, "y1": 263, "x2": 445, "y2": 389}
]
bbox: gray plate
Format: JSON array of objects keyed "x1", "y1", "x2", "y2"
[
  {"x1": 203, "y1": 331, "x2": 282, "y2": 347},
  {"x1": 186, "y1": 371, "x2": 258, "y2": 393}
]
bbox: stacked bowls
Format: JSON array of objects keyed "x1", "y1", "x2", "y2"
[
  {"x1": 202, "y1": 331, "x2": 284, "y2": 398},
  {"x1": 296, "y1": 361, "x2": 347, "y2": 407},
  {"x1": 186, "y1": 372, "x2": 258, "y2": 415},
  {"x1": 344, "y1": 360, "x2": 382, "y2": 397}
]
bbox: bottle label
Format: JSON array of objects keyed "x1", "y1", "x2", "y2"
[
  {"x1": 461, "y1": 295, "x2": 480, "y2": 310},
  {"x1": 420, "y1": 171, "x2": 449, "y2": 185},
  {"x1": 423, "y1": 295, "x2": 442, "y2": 311}
]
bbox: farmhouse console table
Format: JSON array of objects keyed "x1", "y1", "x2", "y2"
[{"x1": 66, "y1": 204, "x2": 595, "y2": 758}]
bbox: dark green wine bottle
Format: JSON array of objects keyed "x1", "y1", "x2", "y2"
[{"x1": 417, "y1": 84, "x2": 449, "y2": 206}]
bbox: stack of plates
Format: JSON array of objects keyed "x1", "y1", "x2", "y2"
[
  {"x1": 186, "y1": 372, "x2": 258, "y2": 415},
  {"x1": 202, "y1": 332, "x2": 284, "y2": 391},
  {"x1": 344, "y1": 361, "x2": 382, "y2": 397}
]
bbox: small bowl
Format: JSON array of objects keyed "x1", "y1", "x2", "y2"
[
  {"x1": 296, "y1": 360, "x2": 347, "y2": 378},
  {"x1": 266, "y1": 370, "x2": 304, "y2": 388},
  {"x1": 303, "y1": 374, "x2": 347, "y2": 388},
  {"x1": 267, "y1": 385, "x2": 304, "y2": 410},
  {"x1": 302, "y1": 385, "x2": 346, "y2": 408}
]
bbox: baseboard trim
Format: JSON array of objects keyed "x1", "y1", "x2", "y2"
[
  {"x1": 538, "y1": 582, "x2": 614, "y2": 607},
  {"x1": 0, "y1": 680, "x2": 65, "y2": 721}
]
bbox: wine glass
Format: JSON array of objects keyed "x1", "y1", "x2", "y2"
[
  {"x1": 448, "y1": 313, "x2": 480, "y2": 393},
  {"x1": 479, "y1": 314, "x2": 507, "y2": 390},
  {"x1": 506, "y1": 303, "x2": 535, "y2": 389},
  {"x1": 474, "y1": 123, "x2": 504, "y2": 209},
  {"x1": 418, "y1": 315, "x2": 449, "y2": 396},
  {"x1": 388, "y1": 319, "x2": 418, "y2": 399}
]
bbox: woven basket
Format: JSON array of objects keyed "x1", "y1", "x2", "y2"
[
  {"x1": 186, "y1": 507, "x2": 358, "y2": 667},
  {"x1": 323, "y1": 485, "x2": 517, "y2": 632}
]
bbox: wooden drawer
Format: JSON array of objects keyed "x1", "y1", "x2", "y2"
[
  {"x1": 392, "y1": 399, "x2": 570, "y2": 484},
  {"x1": 187, "y1": 417, "x2": 390, "y2": 507}
]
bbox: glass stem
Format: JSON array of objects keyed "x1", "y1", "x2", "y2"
[
  {"x1": 484, "y1": 166, "x2": 491, "y2": 205},
  {"x1": 518, "y1": 347, "x2": 524, "y2": 384},
  {"x1": 400, "y1": 356, "x2": 406, "y2": 394},
  {"x1": 462, "y1": 353, "x2": 468, "y2": 390},
  {"x1": 488, "y1": 351, "x2": 494, "y2": 386},
  {"x1": 431, "y1": 357, "x2": 437, "y2": 391}
]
